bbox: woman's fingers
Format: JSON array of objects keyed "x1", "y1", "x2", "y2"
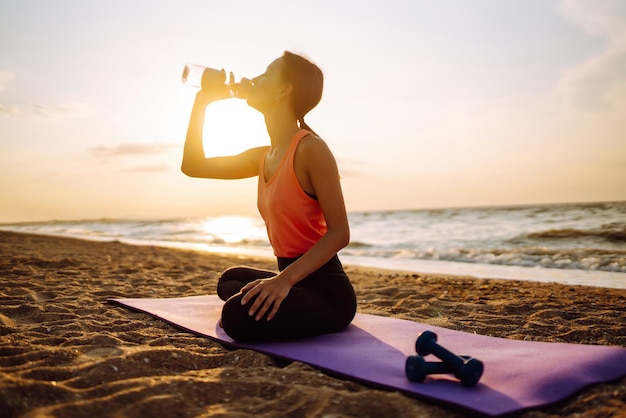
[
  {"x1": 247, "y1": 283, "x2": 270, "y2": 320},
  {"x1": 239, "y1": 277, "x2": 289, "y2": 321},
  {"x1": 252, "y1": 295, "x2": 272, "y2": 321},
  {"x1": 234, "y1": 77, "x2": 252, "y2": 99},
  {"x1": 266, "y1": 299, "x2": 282, "y2": 322},
  {"x1": 240, "y1": 280, "x2": 261, "y2": 300}
]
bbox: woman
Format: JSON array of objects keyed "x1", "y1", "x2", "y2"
[{"x1": 181, "y1": 51, "x2": 357, "y2": 342}]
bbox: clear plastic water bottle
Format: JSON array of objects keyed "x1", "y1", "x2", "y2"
[{"x1": 181, "y1": 62, "x2": 240, "y2": 97}]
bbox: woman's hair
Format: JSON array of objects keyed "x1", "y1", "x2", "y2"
[{"x1": 281, "y1": 51, "x2": 323, "y2": 135}]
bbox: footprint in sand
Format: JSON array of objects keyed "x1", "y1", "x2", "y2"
[
  {"x1": 83, "y1": 347, "x2": 124, "y2": 358},
  {"x1": 27, "y1": 290, "x2": 57, "y2": 303}
]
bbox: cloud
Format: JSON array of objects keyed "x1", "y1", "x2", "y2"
[
  {"x1": 91, "y1": 143, "x2": 178, "y2": 157},
  {"x1": 0, "y1": 70, "x2": 15, "y2": 91},
  {"x1": 336, "y1": 158, "x2": 367, "y2": 178},
  {"x1": 557, "y1": 0, "x2": 626, "y2": 111},
  {"x1": 121, "y1": 163, "x2": 171, "y2": 173},
  {"x1": 558, "y1": 0, "x2": 626, "y2": 41},
  {"x1": 0, "y1": 103, "x2": 88, "y2": 118},
  {"x1": 0, "y1": 70, "x2": 89, "y2": 118},
  {"x1": 90, "y1": 143, "x2": 178, "y2": 175}
]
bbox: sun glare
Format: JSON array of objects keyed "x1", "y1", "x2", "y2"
[
  {"x1": 202, "y1": 215, "x2": 266, "y2": 244},
  {"x1": 201, "y1": 100, "x2": 268, "y2": 157}
]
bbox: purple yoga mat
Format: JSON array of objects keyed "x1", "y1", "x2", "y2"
[{"x1": 111, "y1": 295, "x2": 626, "y2": 417}]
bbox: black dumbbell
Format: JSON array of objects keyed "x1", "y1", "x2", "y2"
[
  {"x1": 415, "y1": 330, "x2": 484, "y2": 386},
  {"x1": 405, "y1": 355, "x2": 472, "y2": 382}
]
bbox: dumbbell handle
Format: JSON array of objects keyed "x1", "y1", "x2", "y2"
[
  {"x1": 406, "y1": 355, "x2": 471, "y2": 382},
  {"x1": 416, "y1": 330, "x2": 465, "y2": 370},
  {"x1": 415, "y1": 330, "x2": 485, "y2": 386}
]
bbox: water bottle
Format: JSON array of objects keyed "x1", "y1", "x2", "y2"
[{"x1": 181, "y1": 62, "x2": 241, "y2": 97}]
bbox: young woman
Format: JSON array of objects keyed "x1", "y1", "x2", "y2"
[{"x1": 181, "y1": 51, "x2": 357, "y2": 342}]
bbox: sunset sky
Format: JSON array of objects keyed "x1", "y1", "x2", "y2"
[{"x1": 1, "y1": 0, "x2": 624, "y2": 222}]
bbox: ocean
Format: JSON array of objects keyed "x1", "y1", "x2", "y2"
[{"x1": 2, "y1": 201, "x2": 625, "y2": 289}]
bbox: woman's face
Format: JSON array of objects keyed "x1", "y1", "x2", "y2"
[{"x1": 247, "y1": 57, "x2": 286, "y2": 112}]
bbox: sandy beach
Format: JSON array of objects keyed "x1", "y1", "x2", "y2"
[{"x1": 1, "y1": 230, "x2": 625, "y2": 417}]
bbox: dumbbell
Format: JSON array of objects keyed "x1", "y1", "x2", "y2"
[
  {"x1": 405, "y1": 355, "x2": 472, "y2": 382},
  {"x1": 415, "y1": 330, "x2": 484, "y2": 386}
]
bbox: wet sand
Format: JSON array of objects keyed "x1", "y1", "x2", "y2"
[{"x1": 1, "y1": 231, "x2": 625, "y2": 417}]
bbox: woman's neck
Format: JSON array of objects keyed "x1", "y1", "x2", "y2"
[{"x1": 264, "y1": 113, "x2": 301, "y2": 149}]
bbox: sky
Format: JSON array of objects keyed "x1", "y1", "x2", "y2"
[{"x1": 1, "y1": 0, "x2": 624, "y2": 222}]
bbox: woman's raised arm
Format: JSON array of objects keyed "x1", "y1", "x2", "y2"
[{"x1": 181, "y1": 90, "x2": 268, "y2": 179}]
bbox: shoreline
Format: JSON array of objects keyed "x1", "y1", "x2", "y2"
[
  {"x1": 3, "y1": 228, "x2": 624, "y2": 290},
  {"x1": 341, "y1": 255, "x2": 626, "y2": 290},
  {"x1": 1, "y1": 230, "x2": 625, "y2": 417}
]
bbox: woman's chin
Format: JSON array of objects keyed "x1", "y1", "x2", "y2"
[{"x1": 246, "y1": 99, "x2": 268, "y2": 114}]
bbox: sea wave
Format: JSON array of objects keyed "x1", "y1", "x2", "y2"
[
  {"x1": 3, "y1": 201, "x2": 625, "y2": 276},
  {"x1": 342, "y1": 246, "x2": 626, "y2": 273},
  {"x1": 519, "y1": 223, "x2": 626, "y2": 243},
  {"x1": 346, "y1": 241, "x2": 373, "y2": 248}
]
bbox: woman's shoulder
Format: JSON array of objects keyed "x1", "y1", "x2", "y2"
[
  {"x1": 298, "y1": 132, "x2": 330, "y2": 153},
  {"x1": 296, "y1": 133, "x2": 337, "y2": 165}
]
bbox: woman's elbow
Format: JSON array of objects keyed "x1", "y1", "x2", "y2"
[
  {"x1": 180, "y1": 164, "x2": 193, "y2": 177},
  {"x1": 181, "y1": 161, "x2": 200, "y2": 178},
  {"x1": 343, "y1": 229, "x2": 351, "y2": 249},
  {"x1": 336, "y1": 225, "x2": 351, "y2": 250}
]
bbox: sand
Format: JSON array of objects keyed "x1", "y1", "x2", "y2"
[{"x1": 1, "y1": 230, "x2": 625, "y2": 418}]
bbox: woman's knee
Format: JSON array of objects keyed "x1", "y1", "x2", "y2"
[
  {"x1": 219, "y1": 266, "x2": 248, "y2": 282},
  {"x1": 221, "y1": 295, "x2": 258, "y2": 342},
  {"x1": 220, "y1": 266, "x2": 275, "y2": 283},
  {"x1": 218, "y1": 266, "x2": 259, "y2": 300}
]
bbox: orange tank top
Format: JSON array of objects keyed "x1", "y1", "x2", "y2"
[{"x1": 257, "y1": 129, "x2": 327, "y2": 258}]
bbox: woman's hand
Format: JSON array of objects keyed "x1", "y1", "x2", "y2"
[
  {"x1": 195, "y1": 85, "x2": 230, "y2": 105},
  {"x1": 233, "y1": 77, "x2": 252, "y2": 99},
  {"x1": 240, "y1": 274, "x2": 293, "y2": 321},
  {"x1": 194, "y1": 69, "x2": 235, "y2": 104}
]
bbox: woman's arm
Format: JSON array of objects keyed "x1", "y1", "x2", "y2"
[
  {"x1": 280, "y1": 137, "x2": 351, "y2": 277},
  {"x1": 181, "y1": 90, "x2": 267, "y2": 180},
  {"x1": 241, "y1": 137, "x2": 350, "y2": 321}
]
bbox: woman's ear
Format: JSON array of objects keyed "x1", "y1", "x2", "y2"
[{"x1": 276, "y1": 82, "x2": 293, "y2": 102}]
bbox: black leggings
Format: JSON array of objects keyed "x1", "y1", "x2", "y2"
[{"x1": 217, "y1": 255, "x2": 357, "y2": 342}]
